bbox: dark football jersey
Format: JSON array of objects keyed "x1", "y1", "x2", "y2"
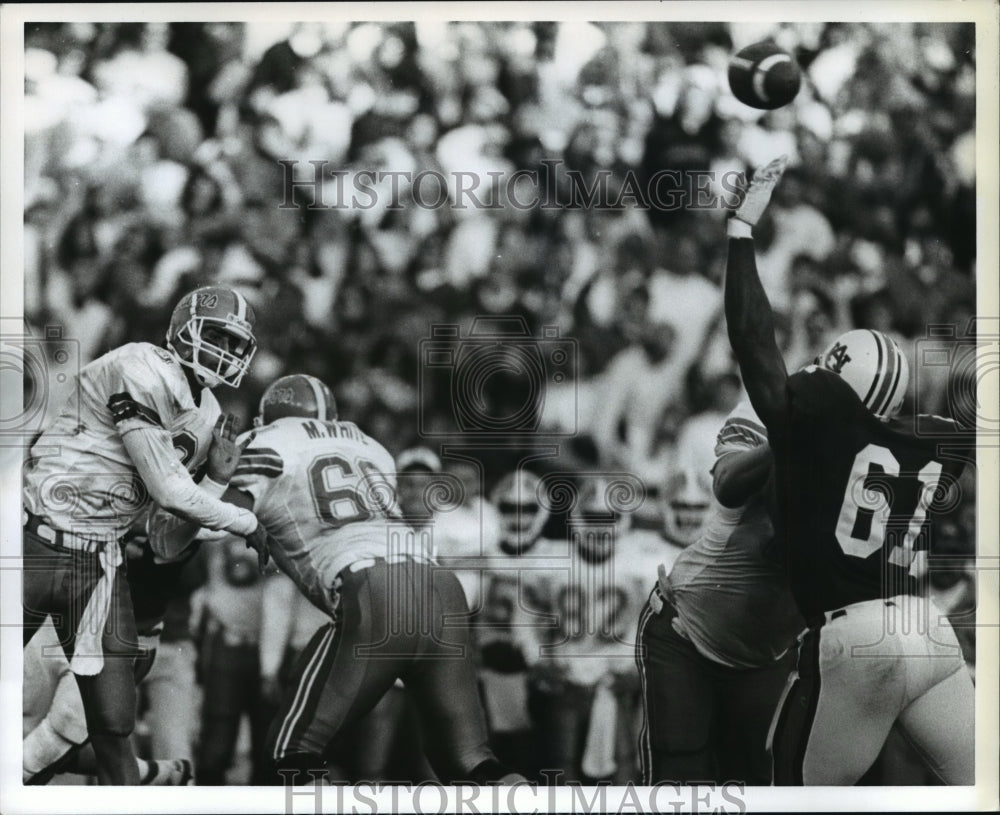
[{"x1": 772, "y1": 367, "x2": 972, "y2": 619}]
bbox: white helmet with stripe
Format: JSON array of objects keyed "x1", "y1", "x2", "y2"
[
  {"x1": 816, "y1": 329, "x2": 909, "y2": 421},
  {"x1": 166, "y1": 286, "x2": 257, "y2": 388}
]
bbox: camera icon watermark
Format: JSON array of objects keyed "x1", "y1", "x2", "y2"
[
  {"x1": 418, "y1": 316, "x2": 577, "y2": 437},
  {"x1": 0, "y1": 323, "x2": 79, "y2": 446},
  {"x1": 914, "y1": 318, "x2": 999, "y2": 436}
]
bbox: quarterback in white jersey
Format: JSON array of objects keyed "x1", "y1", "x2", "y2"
[
  {"x1": 22, "y1": 285, "x2": 263, "y2": 786},
  {"x1": 25, "y1": 342, "x2": 221, "y2": 535},
  {"x1": 151, "y1": 374, "x2": 519, "y2": 785}
]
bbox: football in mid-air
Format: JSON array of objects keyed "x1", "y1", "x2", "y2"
[{"x1": 728, "y1": 41, "x2": 801, "y2": 110}]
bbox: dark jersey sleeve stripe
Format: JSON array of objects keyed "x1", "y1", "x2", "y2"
[
  {"x1": 242, "y1": 447, "x2": 283, "y2": 461},
  {"x1": 108, "y1": 392, "x2": 163, "y2": 428},
  {"x1": 234, "y1": 464, "x2": 283, "y2": 478}
]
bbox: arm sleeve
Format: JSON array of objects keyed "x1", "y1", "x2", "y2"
[
  {"x1": 146, "y1": 477, "x2": 230, "y2": 562},
  {"x1": 714, "y1": 402, "x2": 769, "y2": 457},
  {"x1": 724, "y1": 236, "x2": 790, "y2": 436},
  {"x1": 712, "y1": 401, "x2": 772, "y2": 508},
  {"x1": 122, "y1": 427, "x2": 258, "y2": 536}
]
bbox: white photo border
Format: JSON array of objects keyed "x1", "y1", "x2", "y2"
[{"x1": 1, "y1": 2, "x2": 997, "y2": 812}]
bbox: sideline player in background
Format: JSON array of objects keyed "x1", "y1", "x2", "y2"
[
  {"x1": 22, "y1": 285, "x2": 268, "y2": 785},
  {"x1": 530, "y1": 475, "x2": 670, "y2": 784},
  {"x1": 475, "y1": 470, "x2": 562, "y2": 778},
  {"x1": 724, "y1": 156, "x2": 975, "y2": 785},
  {"x1": 150, "y1": 374, "x2": 521, "y2": 785},
  {"x1": 636, "y1": 402, "x2": 804, "y2": 785}
]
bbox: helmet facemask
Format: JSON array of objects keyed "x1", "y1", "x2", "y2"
[
  {"x1": 492, "y1": 471, "x2": 550, "y2": 553},
  {"x1": 569, "y1": 479, "x2": 632, "y2": 563},
  {"x1": 661, "y1": 464, "x2": 711, "y2": 547},
  {"x1": 169, "y1": 316, "x2": 257, "y2": 388}
]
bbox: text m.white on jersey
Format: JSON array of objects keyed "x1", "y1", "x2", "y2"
[{"x1": 231, "y1": 417, "x2": 428, "y2": 615}]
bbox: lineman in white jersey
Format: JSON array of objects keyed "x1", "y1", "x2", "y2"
[
  {"x1": 150, "y1": 374, "x2": 520, "y2": 785},
  {"x1": 23, "y1": 285, "x2": 267, "y2": 785}
]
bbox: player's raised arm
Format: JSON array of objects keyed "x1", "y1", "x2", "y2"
[{"x1": 724, "y1": 156, "x2": 790, "y2": 434}]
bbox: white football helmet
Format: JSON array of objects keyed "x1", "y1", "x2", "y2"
[
  {"x1": 166, "y1": 286, "x2": 257, "y2": 388},
  {"x1": 490, "y1": 470, "x2": 550, "y2": 554},
  {"x1": 816, "y1": 329, "x2": 909, "y2": 421},
  {"x1": 661, "y1": 416, "x2": 717, "y2": 547},
  {"x1": 569, "y1": 476, "x2": 633, "y2": 563}
]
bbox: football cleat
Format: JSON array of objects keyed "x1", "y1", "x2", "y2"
[
  {"x1": 256, "y1": 374, "x2": 338, "y2": 427},
  {"x1": 166, "y1": 286, "x2": 257, "y2": 388},
  {"x1": 731, "y1": 154, "x2": 788, "y2": 227},
  {"x1": 815, "y1": 329, "x2": 909, "y2": 421},
  {"x1": 490, "y1": 470, "x2": 550, "y2": 553}
]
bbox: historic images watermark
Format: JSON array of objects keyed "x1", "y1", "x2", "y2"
[
  {"x1": 0, "y1": 322, "x2": 78, "y2": 448},
  {"x1": 280, "y1": 776, "x2": 748, "y2": 814},
  {"x1": 418, "y1": 317, "x2": 577, "y2": 438},
  {"x1": 278, "y1": 159, "x2": 746, "y2": 213}
]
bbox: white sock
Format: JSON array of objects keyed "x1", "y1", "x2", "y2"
[{"x1": 22, "y1": 719, "x2": 77, "y2": 783}]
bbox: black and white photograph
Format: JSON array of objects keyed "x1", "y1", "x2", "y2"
[{"x1": 1, "y1": 3, "x2": 997, "y2": 813}]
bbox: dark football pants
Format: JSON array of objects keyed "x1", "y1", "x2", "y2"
[
  {"x1": 636, "y1": 587, "x2": 795, "y2": 785},
  {"x1": 23, "y1": 531, "x2": 140, "y2": 741},
  {"x1": 266, "y1": 558, "x2": 495, "y2": 783}
]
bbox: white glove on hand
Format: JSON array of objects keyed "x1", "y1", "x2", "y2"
[{"x1": 730, "y1": 155, "x2": 789, "y2": 228}]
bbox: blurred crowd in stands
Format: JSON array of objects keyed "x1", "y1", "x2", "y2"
[{"x1": 22, "y1": 20, "x2": 978, "y2": 785}]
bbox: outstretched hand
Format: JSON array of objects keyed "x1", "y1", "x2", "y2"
[
  {"x1": 730, "y1": 154, "x2": 789, "y2": 228},
  {"x1": 207, "y1": 413, "x2": 255, "y2": 483}
]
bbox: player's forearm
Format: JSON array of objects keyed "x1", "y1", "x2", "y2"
[
  {"x1": 724, "y1": 231, "x2": 788, "y2": 431},
  {"x1": 146, "y1": 478, "x2": 228, "y2": 561},
  {"x1": 123, "y1": 429, "x2": 258, "y2": 535},
  {"x1": 713, "y1": 444, "x2": 772, "y2": 508}
]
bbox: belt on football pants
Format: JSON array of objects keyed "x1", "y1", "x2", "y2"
[
  {"x1": 23, "y1": 510, "x2": 122, "y2": 554},
  {"x1": 647, "y1": 581, "x2": 695, "y2": 642},
  {"x1": 806, "y1": 599, "x2": 897, "y2": 630}
]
